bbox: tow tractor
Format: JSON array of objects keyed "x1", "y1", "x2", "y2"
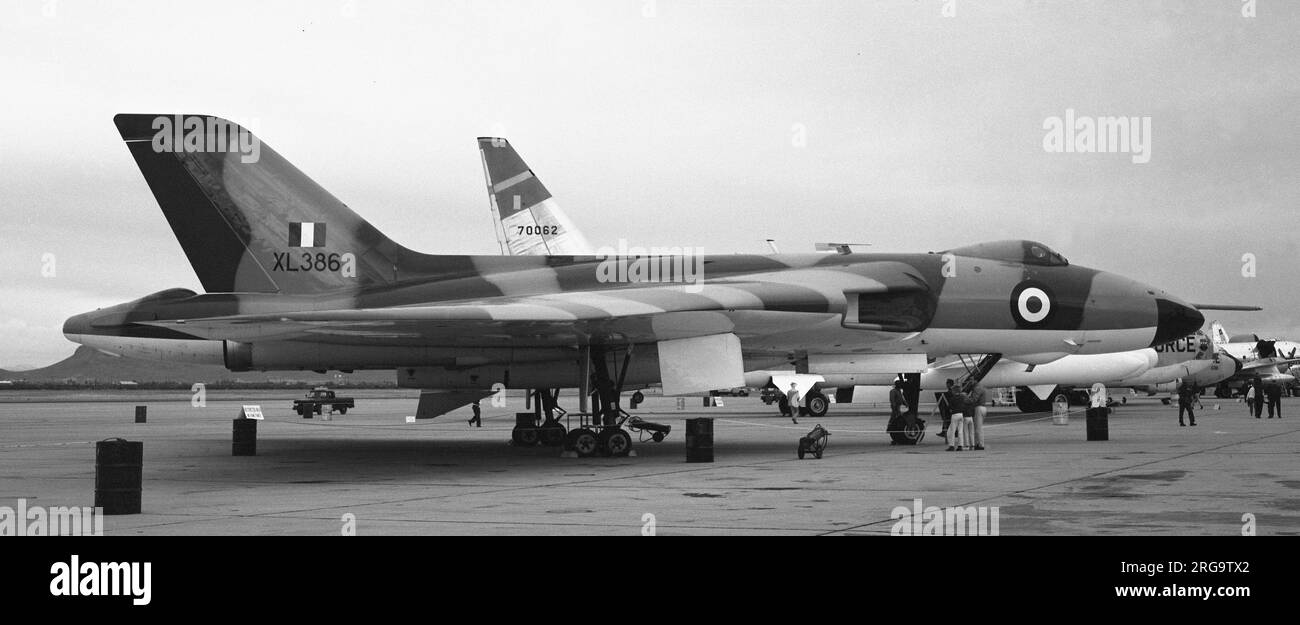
[{"x1": 293, "y1": 387, "x2": 355, "y2": 418}]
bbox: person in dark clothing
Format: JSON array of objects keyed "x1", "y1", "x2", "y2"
[
  {"x1": 1177, "y1": 381, "x2": 1198, "y2": 427},
  {"x1": 936, "y1": 379, "x2": 957, "y2": 442},
  {"x1": 888, "y1": 379, "x2": 909, "y2": 445},
  {"x1": 468, "y1": 400, "x2": 482, "y2": 427},
  {"x1": 1265, "y1": 383, "x2": 1282, "y2": 418},
  {"x1": 946, "y1": 381, "x2": 969, "y2": 452},
  {"x1": 1252, "y1": 378, "x2": 1265, "y2": 418}
]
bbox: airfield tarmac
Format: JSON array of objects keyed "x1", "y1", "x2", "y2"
[{"x1": 0, "y1": 390, "x2": 1296, "y2": 535}]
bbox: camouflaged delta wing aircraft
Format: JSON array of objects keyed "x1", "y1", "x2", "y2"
[
  {"x1": 65, "y1": 115, "x2": 1205, "y2": 456},
  {"x1": 478, "y1": 137, "x2": 1250, "y2": 424}
]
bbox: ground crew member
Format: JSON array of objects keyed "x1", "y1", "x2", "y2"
[
  {"x1": 468, "y1": 400, "x2": 482, "y2": 427},
  {"x1": 1265, "y1": 383, "x2": 1282, "y2": 418},
  {"x1": 888, "y1": 379, "x2": 910, "y2": 444},
  {"x1": 936, "y1": 379, "x2": 957, "y2": 442},
  {"x1": 947, "y1": 381, "x2": 968, "y2": 452},
  {"x1": 786, "y1": 383, "x2": 801, "y2": 425},
  {"x1": 1177, "y1": 381, "x2": 1197, "y2": 427}
]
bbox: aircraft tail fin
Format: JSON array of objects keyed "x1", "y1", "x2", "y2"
[
  {"x1": 113, "y1": 114, "x2": 422, "y2": 295},
  {"x1": 478, "y1": 137, "x2": 593, "y2": 256},
  {"x1": 1210, "y1": 321, "x2": 1230, "y2": 347}
]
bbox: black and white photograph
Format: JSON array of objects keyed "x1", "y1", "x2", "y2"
[{"x1": 1, "y1": 0, "x2": 1294, "y2": 605}]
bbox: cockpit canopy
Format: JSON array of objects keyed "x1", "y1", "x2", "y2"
[{"x1": 941, "y1": 240, "x2": 1069, "y2": 267}]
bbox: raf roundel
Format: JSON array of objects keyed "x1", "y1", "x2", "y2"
[{"x1": 1010, "y1": 281, "x2": 1055, "y2": 327}]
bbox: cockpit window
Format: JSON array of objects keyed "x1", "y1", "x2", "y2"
[
  {"x1": 941, "y1": 240, "x2": 1069, "y2": 267},
  {"x1": 1030, "y1": 243, "x2": 1069, "y2": 266}
]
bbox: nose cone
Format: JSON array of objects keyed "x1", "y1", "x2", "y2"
[{"x1": 1151, "y1": 298, "x2": 1204, "y2": 347}]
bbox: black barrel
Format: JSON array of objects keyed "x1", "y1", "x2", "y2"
[
  {"x1": 94, "y1": 439, "x2": 142, "y2": 515},
  {"x1": 1086, "y1": 407, "x2": 1109, "y2": 441},
  {"x1": 233, "y1": 418, "x2": 257, "y2": 456},
  {"x1": 134, "y1": 405, "x2": 147, "y2": 424},
  {"x1": 685, "y1": 417, "x2": 714, "y2": 463}
]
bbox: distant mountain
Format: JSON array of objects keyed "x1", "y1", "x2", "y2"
[{"x1": 0, "y1": 346, "x2": 394, "y2": 385}]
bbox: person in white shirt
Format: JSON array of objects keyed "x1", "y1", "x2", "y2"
[
  {"x1": 966, "y1": 382, "x2": 990, "y2": 451},
  {"x1": 785, "y1": 383, "x2": 802, "y2": 425},
  {"x1": 945, "y1": 379, "x2": 969, "y2": 452}
]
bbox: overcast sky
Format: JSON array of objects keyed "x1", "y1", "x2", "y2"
[{"x1": 1, "y1": 0, "x2": 1297, "y2": 369}]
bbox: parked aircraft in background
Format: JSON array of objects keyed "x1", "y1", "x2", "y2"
[{"x1": 1203, "y1": 322, "x2": 1300, "y2": 396}]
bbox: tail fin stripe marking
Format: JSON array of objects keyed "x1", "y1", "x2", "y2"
[{"x1": 491, "y1": 171, "x2": 534, "y2": 193}]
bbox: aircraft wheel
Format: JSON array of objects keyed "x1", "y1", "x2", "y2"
[
  {"x1": 599, "y1": 428, "x2": 633, "y2": 457},
  {"x1": 338, "y1": 406, "x2": 348, "y2": 415},
  {"x1": 902, "y1": 421, "x2": 925, "y2": 445},
  {"x1": 539, "y1": 423, "x2": 567, "y2": 447},
  {"x1": 570, "y1": 429, "x2": 599, "y2": 457},
  {"x1": 512, "y1": 426, "x2": 540, "y2": 447},
  {"x1": 805, "y1": 392, "x2": 829, "y2": 418},
  {"x1": 887, "y1": 422, "x2": 925, "y2": 445}
]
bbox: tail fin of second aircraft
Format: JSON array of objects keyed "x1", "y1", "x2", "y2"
[
  {"x1": 1210, "y1": 321, "x2": 1230, "y2": 347},
  {"x1": 112, "y1": 114, "x2": 443, "y2": 295},
  {"x1": 478, "y1": 137, "x2": 593, "y2": 256}
]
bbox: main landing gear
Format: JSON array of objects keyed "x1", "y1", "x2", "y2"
[
  {"x1": 510, "y1": 388, "x2": 569, "y2": 447},
  {"x1": 509, "y1": 345, "x2": 665, "y2": 458},
  {"x1": 509, "y1": 387, "x2": 635, "y2": 458},
  {"x1": 563, "y1": 345, "x2": 636, "y2": 457}
]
